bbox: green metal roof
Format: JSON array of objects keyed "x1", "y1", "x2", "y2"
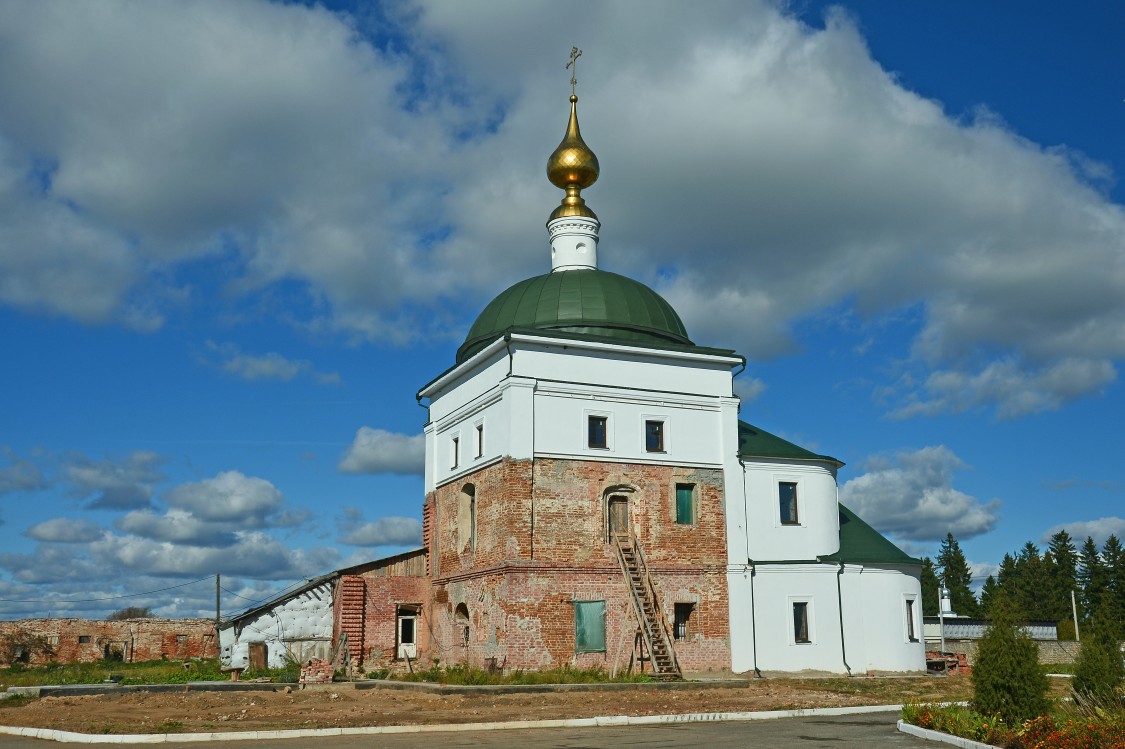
[
  {"x1": 737, "y1": 420, "x2": 841, "y2": 465},
  {"x1": 458, "y1": 269, "x2": 693, "y2": 363},
  {"x1": 820, "y1": 503, "x2": 921, "y2": 566}
]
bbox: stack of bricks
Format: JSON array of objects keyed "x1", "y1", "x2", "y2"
[{"x1": 299, "y1": 658, "x2": 334, "y2": 685}]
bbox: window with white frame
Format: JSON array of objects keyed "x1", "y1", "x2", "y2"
[
  {"x1": 791, "y1": 599, "x2": 812, "y2": 644},
  {"x1": 450, "y1": 435, "x2": 460, "y2": 469},
  {"x1": 645, "y1": 419, "x2": 665, "y2": 452},
  {"x1": 587, "y1": 414, "x2": 609, "y2": 449},
  {"x1": 905, "y1": 596, "x2": 919, "y2": 642},
  {"x1": 473, "y1": 422, "x2": 484, "y2": 459},
  {"x1": 779, "y1": 481, "x2": 799, "y2": 525}
]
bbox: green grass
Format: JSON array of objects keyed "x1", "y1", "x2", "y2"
[
  {"x1": 367, "y1": 663, "x2": 654, "y2": 685},
  {"x1": 0, "y1": 658, "x2": 231, "y2": 688}
]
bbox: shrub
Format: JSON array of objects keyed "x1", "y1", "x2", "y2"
[
  {"x1": 1072, "y1": 600, "x2": 1125, "y2": 709},
  {"x1": 971, "y1": 595, "x2": 1050, "y2": 724}
]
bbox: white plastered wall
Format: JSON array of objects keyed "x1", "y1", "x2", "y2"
[
  {"x1": 219, "y1": 582, "x2": 334, "y2": 670},
  {"x1": 742, "y1": 459, "x2": 840, "y2": 561}
]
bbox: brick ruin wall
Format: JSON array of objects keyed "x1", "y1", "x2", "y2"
[
  {"x1": 939, "y1": 639, "x2": 1108, "y2": 665},
  {"x1": 423, "y1": 457, "x2": 731, "y2": 672},
  {"x1": 333, "y1": 573, "x2": 431, "y2": 672},
  {"x1": 0, "y1": 618, "x2": 215, "y2": 665}
]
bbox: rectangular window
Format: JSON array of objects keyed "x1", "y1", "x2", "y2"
[
  {"x1": 474, "y1": 423, "x2": 484, "y2": 458},
  {"x1": 673, "y1": 603, "x2": 694, "y2": 641},
  {"x1": 588, "y1": 415, "x2": 608, "y2": 449},
  {"x1": 46, "y1": 635, "x2": 60, "y2": 646},
  {"x1": 78, "y1": 635, "x2": 91, "y2": 644},
  {"x1": 905, "y1": 598, "x2": 918, "y2": 642},
  {"x1": 450, "y1": 436, "x2": 459, "y2": 469},
  {"x1": 793, "y1": 602, "x2": 810, "y2": 643},
  {"x1": 645, "y1": 420, "x2": 665, "y2": 452},
  {"x1": 176, "y1": 634, "x2": 188, "y2": 644},
  {"x1": 675, "y1": 484, "x2": 694, "y2": 525},
  {"x1": 574, "y1": 600, "x2": 606, "y2": 653},
  {"x1": 779, "y1": 481, "x2": 799, "y2": 525}
]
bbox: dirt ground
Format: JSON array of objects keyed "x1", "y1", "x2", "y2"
[{"x1": 0, "y1": 676, "x2": 993, "y2": 735}]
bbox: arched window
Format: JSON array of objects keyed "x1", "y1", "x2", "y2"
[
  {"x1": 454, "y1": 603, "x2": 470, "y2": 646},
  {"x1": 459, "y1": 484, "x2": 476, "y2": 553}
]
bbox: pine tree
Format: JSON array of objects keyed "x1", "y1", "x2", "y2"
[
  {"x1": 1072, "y1": 597, "x2": 1125, "y2": 709},
  {"x1": 971, "y1": 594, "x2": 1050, "y2": 724},
  {"x1": 920, "y1": 557, "x2": 939, "y2": 616},
  {"x1": 1102, "y1": 535, "x2": 1125, "y2": 629},
  {"x1": 1046, "y1": 530, "x2": 1078, "y2": 623},
  {"x1": 979, "y1": 575, "x2": 1000, "y2": 616},
  {"x1": 1010, "y1": 542, "x2": 1048, "y2": 620},
  {"x1": 936, "y1": 533, "x2": 979, "y2": 617},
  {"x1": 1077, "y1": 536, "x2": 1108, "y2": 624}
]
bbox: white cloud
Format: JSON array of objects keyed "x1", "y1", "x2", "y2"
[
  {"x1": 0, "y1": 1, "x2": 1121, "y2": 415},
  {"x1": 840, "y1": 445, "x2": 1000, "y2": 541},
  {"x1": 338, "y1": 427, "x2": 424, "y2": 475},
  {"x1": 1043, "y1": 517, "x2": 1125, "y2": 547},
  {"x1": 337, "y1": 508, "x2": 422, "y2": 547},
  {"x1": 24, "y1": 517, "x2": 105, "y2": 544},
  {"x1": 0, "y1": 446, "x2": 45, "y2": 495},
  {"x1": 65, "y1": 450, "x2": 164, "y2": 510},
  {"x1": 165, "y1": 470, "x2": 283, "y2": 523},
  {"x1": 734, "y1": 376, "x2": 767, "y2": 403},
  {"x1": 201, "y1": 340, "x2": 340, "y2": 384}
]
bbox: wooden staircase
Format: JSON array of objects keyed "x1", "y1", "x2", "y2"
[{"x1": 615, "y1": 531, "x2": 682, "y2": 680}]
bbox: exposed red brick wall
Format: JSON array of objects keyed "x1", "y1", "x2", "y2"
[
  {"x1": 419, "y1": 457, "x2": 730, "y2": 673},
  {"x1": 357, "y1": 575, "x2": 431, "y2": 669},
  {"x1": 0, "y1": 618, "x2": 215, "y2": 665},
  {"x1": 299, "y1": 657, "x2": 334, "y2": 684}
]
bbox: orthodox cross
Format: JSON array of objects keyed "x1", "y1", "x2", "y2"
[{"x1": 567, "y1": 47, "x2": 582, "y2": 96}]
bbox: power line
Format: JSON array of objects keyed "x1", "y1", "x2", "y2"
[
  {"x1": 0, "y1": 576, "x2": 212, "y2": 604},
  {"x1": 219, "y1": 584, "x2": 275, "y2": 605}
]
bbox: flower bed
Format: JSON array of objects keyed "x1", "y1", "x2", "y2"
[{"x1": 902, "y1": 703, "x2": 1125, "y2": 749}]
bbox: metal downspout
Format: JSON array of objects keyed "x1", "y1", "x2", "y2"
[
  {"x1": 836, "y1": 562, "x2": 852, "y2": 676},
  {"x1": 749, "y1": 562, "x2": 761, "y2": 678}
]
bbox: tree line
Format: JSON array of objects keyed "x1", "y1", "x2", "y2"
[{"x1": 921, "y1": 530, "x2": 1125, "y2": 639}]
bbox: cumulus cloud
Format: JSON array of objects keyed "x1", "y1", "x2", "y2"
[
  {"x1": 200, "y1": 340, "x2": 340, "y2": 384},
  {"x1": 64, "y1": 450, "x2": 164, "y2": 510},
  {"x1": 24, "y1": 517, "x2": 105, "y2": 544},
  {"x1": 0, "y1": 447, "x2": 45, "y2": 495},
  {"x1": 338, "y1": 427, "x2": 424, "y2": 475},
  {"x1": 0, "y1": 0, "x2": 1121, "y2": 418},
  {"x1": 840, "y1": 445, "x2": 1000, "y2": 541},
  {"x1": 337, "y1": 507, "x2": 422, "y2": 547},
  {"x1": 1043, "y1": 517, "x2": 1125, "y2": 547},
  {"x1": 165, "y1": 470, "x2": 283, "y2": 523},
  {"x1": 734, "y1": 376, "x2": 767, "y2": 403}
]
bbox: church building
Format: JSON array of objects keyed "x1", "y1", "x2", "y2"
[{"x1": 221, "y1": 81, "x2": 925, "y2": 678}]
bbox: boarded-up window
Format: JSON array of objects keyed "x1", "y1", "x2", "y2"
[
  {"x1": 675, "y1": 484, "x2": 694, "y2": 525},
  {"x1": 574, "y1": 600, "x2": 606, "y2": 654}
]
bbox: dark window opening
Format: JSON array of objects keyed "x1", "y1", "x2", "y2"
[
  {"x1": 779, "y1": 482, "x2": 799, "y2": 525},
  {"x1": 645, "y1": 420, "x2": 664, "y2": 452},
  {"x1": 906, "y1": 599, "x2": 918, "y2": 642},
  {"x1": 673, "y1": 603, "x2": 695, "y2": 641},
  {"x1": 675, "y1": 484, "x2": 694, "y2": 525},
  {"x1": 588, "y1": 416, "x2": 608, "y2": 448},
  {"x1": 451, "y1": 436, "x2": 459, "y2": 469},
  {"x1": 78, "y1": 635, "x2": 91, "y2": 644},
  {"x1": 475, "y1": 424, "x2": 484, "y2": 458},
  {"x1": 793, "y1": 602, "x2": 810, "y2": 643}
]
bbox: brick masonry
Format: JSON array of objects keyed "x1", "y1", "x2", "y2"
[
  {"x1": 0, "y1": 617, "x2": 215, "y2": 665},
  {"x1": 299, "y1": 657, "x2": 334, "y2": 684},
  {"x1": 412, "y1": 456, "x2": 731, "y2": 672}
]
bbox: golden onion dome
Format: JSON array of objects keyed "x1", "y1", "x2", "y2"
[{"x1": 546, "y1": 94, "x2": 599, "y2": 221}]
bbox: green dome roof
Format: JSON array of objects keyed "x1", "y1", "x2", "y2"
[{"x1": 458, "y1": 269, "x2": 693, "y2": 363}]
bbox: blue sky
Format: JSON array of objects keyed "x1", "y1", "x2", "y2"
[{"x1": 1, "y1": 0, "x2": 1122, "y2": 619}]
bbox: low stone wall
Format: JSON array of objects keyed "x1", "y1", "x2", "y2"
[
  {"x1": 937, "y1": 639, "x2": 1086, "y2": 665},
  {"x1": 0, "y1": 617, "x2": 214, "y2": 665}
]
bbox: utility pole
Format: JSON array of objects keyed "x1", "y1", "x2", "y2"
[
  {"x1": 215, "y1": 572, "x2": 221, "y2": 657},
  {"x1": 1071, "y1": 589, "x2": 1080, "y2": 642}
]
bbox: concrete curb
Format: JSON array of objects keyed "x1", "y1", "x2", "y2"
[
  {"x1": 897, "y1": 720, "x2": 1002, "y2": 749},
  {"x1": 0, "y1": 703, "x2": 903, "y2": 744}
]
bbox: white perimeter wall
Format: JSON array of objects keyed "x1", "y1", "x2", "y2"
[{"x1": 219, "y1": 582, "x2": 334, "y2": 669}]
